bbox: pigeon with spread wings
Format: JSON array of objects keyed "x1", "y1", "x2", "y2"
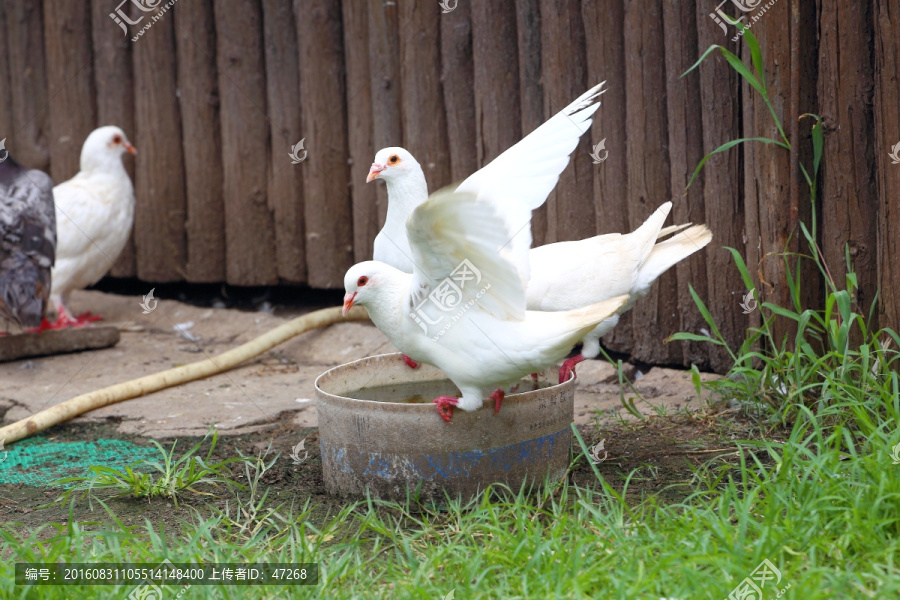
[{"x1": 343, "y1": 187, "x2": 627, "y2": 423}]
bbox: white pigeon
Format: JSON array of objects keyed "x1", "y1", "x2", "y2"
[
  {"x1": 365, "y1": 84, "x2": 712, "y2": 381},
  {"x1": 342, "y1": 187, "x2": 627, "y2": 423},
  {"x1": 50, "y1": 126, "x2": 136, "y2": 326}
]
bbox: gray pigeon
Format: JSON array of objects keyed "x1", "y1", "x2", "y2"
[{"x1": 0, "y1": 155, "x2": 56, "y2": 329}]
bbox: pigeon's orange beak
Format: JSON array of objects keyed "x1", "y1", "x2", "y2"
[
  {"x1": 342, "y1": 292, "x2": 357, "y2": 316},
  {"x1": 124, "y1": 141, "x2": 137, "y2": 156},
  {"x1": 366, "y1": 162, "x2": 386, "y2": 183}
]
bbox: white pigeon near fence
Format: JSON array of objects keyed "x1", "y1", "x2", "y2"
[
  {"x1": 342, "y1": 187, "x2": 627, "y2": 424},
  {"x1": 49, "y1": 126, "x2": 136, "y2": 327},
  {"x1": 365, "y1": 83, "x2": 712, "y2": 381}
]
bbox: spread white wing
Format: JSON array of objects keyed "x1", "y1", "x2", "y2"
[
  {"x1": 406, "y1": 187, "x2": 525, "y2": 322},
  {"x1": 455, "y1": 81, "x2": 606, "y2": 280}
]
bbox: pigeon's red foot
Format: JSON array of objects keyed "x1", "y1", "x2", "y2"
[
  {"x1": 432, "y1": 396, "x2": 458, "y2": 423},
  {"x1": 45, "y1": 308, "x2": 103, "y2": 329},
  {"x1": 559, "y1": 354, "x2": 585, "y2": 384},
  {"x1": 531, "y1": 372, "x2": 539, "y2": 382},
  {"x1": 25, "y1": 318, "x2": 59, "y2": 333},
  {"x1": 402, "y1": 354, "x2": 419, "y2": 369},
  {"x1": 490, "y1": 389, "x2": 505, "y2": 414}
]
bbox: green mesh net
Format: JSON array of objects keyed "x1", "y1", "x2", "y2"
[{"x1": 0, "y1": 437, "x2": 160, "y2": 487}]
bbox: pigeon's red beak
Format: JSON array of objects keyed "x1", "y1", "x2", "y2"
[
  {"x1": 342, "y1": 292, "x2": 357, "y2": 316},
  {"x1": 366, "y1": 163, "x2": 386, "y2": 183},
  {"x1": 124, "y1": 141, "x2": 137, "y2": 156}
]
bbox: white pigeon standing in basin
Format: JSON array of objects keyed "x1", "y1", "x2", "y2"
[
  {"x1": 342, "y1": 187, "x2": 628, "y2": 423},
  {"x1": 365, "y1": 83, "x2": 712, "y2": 381},
  {"x1": 49, "y1": 126, "x2": 136, "y2": 327}
]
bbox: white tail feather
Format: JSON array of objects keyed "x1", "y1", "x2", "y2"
[{"x1": 636, "y1": 224, "x2": 713, "y2": 292}]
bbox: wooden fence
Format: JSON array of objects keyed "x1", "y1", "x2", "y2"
[{"x1": 0, "y1": 0, "x2": 898, "y2": 373}]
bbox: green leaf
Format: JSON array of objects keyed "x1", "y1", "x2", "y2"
[{"x1": 687, "y1": 137, "x2": 788, "y2": 190}]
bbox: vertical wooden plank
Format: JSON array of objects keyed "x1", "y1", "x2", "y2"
[
  {"x1": 4, "y1": 1, "x2": 49, "y2": 171},
  {"x1": 539, "y1": 0, "x2": 592, "y2": 244},
  {"x1": 582, "y1": 0, "x2": 633, "y2": 354},
  {"x1": 91, "y1": 0, "x2": 136, "y2": 278},
  {"x1": 43, "y1": 0, "x2": 96, "y2": 182},
  {"x1": 399, "y1": 2, "x2": 451, "y2": 190},
  {"x1": 692, "y1": 3, "x2": 748, "y2": 373},
  {"x1": 132, "y1": 7, "x2": 186, "y2": 282},
  {"x1": 517, "y1": 0, "x2": 546, "y2": 246},
  {"x1": 663, "y1": 0, "x2": 708, "y2": 368},
  {"x1": 874, "y1": 0, "x2": 900, "y2": 330},
  {"x1": 368, "y1": 0, "x2": 403, "y2": 228},
  {"x1": 741, "y1": 1, "x2": 815, "y2": 346},
  {"x1": 263, "y1": 0, "x2": 307, "y2": 280},
  {"x1": 441, "y1": 1, "x2": 477, "y2": 181},
  {"x1": 175, "y1": 0, "x2": 226, "y2": 283},
  {"x1": 471, "y1": 0, "x2": 520, "y2": 170},
  {"x1": 296, "y1": 0, "x2": 353, "y2": 288},
  {"x1": 0, "y1": 4, "x2": 13, "y2": 143},
  {"x1": 215, "y1": 0, "x2": 277, "y2": 285},
  {"x1": 818, "y1": 0, "x2": 878, "y2": 316},
  {"x1": 623, "y1": 0, "x2": 680, "y2": 364},
  {"x1": 341, "y1": 0, "x2": 377, "y2": 264}
]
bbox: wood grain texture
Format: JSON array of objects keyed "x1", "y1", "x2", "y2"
[
  {"x1": 539, "y1": 0, "x2": 592, "y2": 245},
  {"x1": 342, "y1": 0, "x2": 378, "y2": 264},
  {"x1": 399, "y1": 1, "x2": 451, "y2": 191},
  {"x1": 874, "y1": 0, "x2": 900, "y2": 330},
  {"x1": 663, "y1": 0, "x2": 708, "y2": 368},
  {"x1": 471, "y1": 0, "x2": 520, "y2": 169},
  {"x1": 175, "y1": 0, "x2": 226, "y2": 283},
  {"x1": 818, "y1": 0, "x2": 878, "y2": 318},
  {"x1": 516, "y1": 0, "x2": 546, "y2": 247},
  {"x1": 692, "y1": 1, "x2": 748, "y2": 373},
  {"x1": 441, "y1": 0, "x2": 477, "y2": 181},
  {"x1": 582, "y1": 0, "x2": 632, "y2": 354},
  {"x1": 132, "y1": 5, "x2": 186, "y2": 282},
  {"x1": 368, "y1": 0, "x2": 403, "y2": 229},
  {"x1": 623, "y1": 0, "x2": 679, "y2": 365},
  {"x1": 43, "y1": 0, "x2": 96, "y2": 182},
  {"x1": 92, "y1": 0, "x2": 136, "y2": 278},
  {"x1": 214, "y1": 0, "x2": 277, "y2": 285},
  {"x1": 296, "y1": 0, "x2": 353, "y2": 288},
  {"x1": 263, "y1": 0, "x2": 307, "y2": 280}
]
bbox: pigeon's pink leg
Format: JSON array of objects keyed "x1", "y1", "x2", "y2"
[
  {"x1": 43, "y1": 306, "x2": 102, "y2": 329},
  {"x1": 402, "y1": 355, "x2": 419, "y2": 369},
  {"x1": 559, "y1": 354, "x2": 585, "y2": 384},
  {"x1": 432, "y1": 396, "x2": 458, "y2": 423},
  {"x1": 489, "y1": 389, "x2": 505, "y2": 414}
]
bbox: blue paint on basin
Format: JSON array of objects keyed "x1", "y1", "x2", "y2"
[{"x1": 321, "y1": 428, "x2": 568, "y2": 481}]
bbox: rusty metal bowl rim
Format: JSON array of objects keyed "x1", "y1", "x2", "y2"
[{"x1": 314, "y1": 351, "x2": 573, "y2": 411}]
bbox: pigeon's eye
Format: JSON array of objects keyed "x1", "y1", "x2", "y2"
[
  {"x1": 112, "y1": 134, "x2": 122, "y2": 144},
  {"x1": 389, "y1": 154, "x2": 400, "y2": 164},
  {"x1": 357, "y1": 276, "x2": 369, "y2": 287}
]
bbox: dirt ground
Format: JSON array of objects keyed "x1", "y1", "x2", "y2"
[
  {"x1": 0, "y1": 289, "x2": 732, "y2": 532},
  {"x1": 0, "y1": 290, "x2": 719, "y2": 439}
]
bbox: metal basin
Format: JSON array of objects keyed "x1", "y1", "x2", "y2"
[{"x1": 315, "y1": 352, "x2": 574, "y2": 502}]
